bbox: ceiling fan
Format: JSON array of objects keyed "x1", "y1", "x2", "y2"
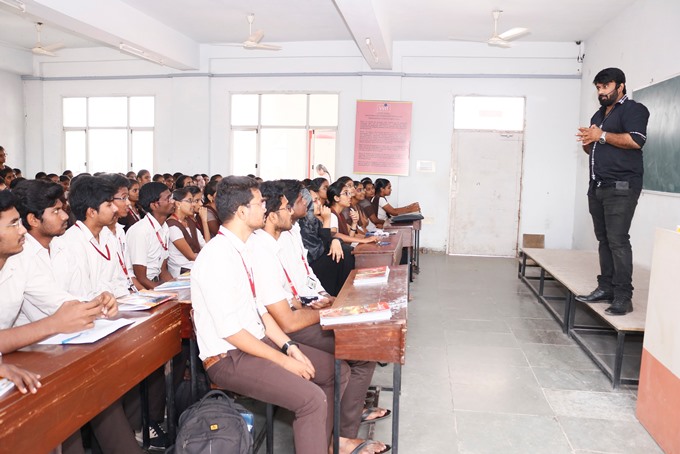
[
  {"x1": 228, "y1": 13, "x2": 281, "y2": 51},
  {"x1": 451, "y1": 10, "x2": 529, "y2": 48},
  {"x1": 32, "y1": 22, "x2": 64, "y2": 56}
]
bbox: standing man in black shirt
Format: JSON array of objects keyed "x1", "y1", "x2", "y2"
[{"x1": 575, "y1": 68, "x2": 650, "y2": 315}]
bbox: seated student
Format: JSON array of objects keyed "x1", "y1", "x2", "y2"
[
  {"x1": 327, "y1": 181, "x2": 379, "y2": 245},
  {"x1": 119, "y1": 179, "x2": 145, "y2": 232},
  {"x1": 359, "y1": 178, "x2": 377, "y2": 230},
  {"x1": 191, "y1": 176, "x2": 349, "y2": 454},
  {"x1": 152, "y1": 173, "x2": 164, "y2": 183},
  {"x1": 0, "y1": 363, "x2": 41, "y2": 395},
  {"x1": 312, "y1": 177, "x2": 329, "y2": 206},
  {"x1": 166, "y1": 187, "x2": 207, "y2": 278},
  {"x1": 100, "y1": 174, "x2": 144, "y2": 292},
  {"x1": 294, "y1": 181, "x2": 354, "y2": 296},
  {"x1": 126, "y1": 182, "x2": 174, "y2": 289},
  {"x1": 186, "y1": 185, "x2": 211, "y2": 243},
  {"x1": 249, "y1": 181, "x2": 389, "y2": 454},
  {"x1": 136, "y1": 169, "x2": 151, "y2": 186},
  {"x1": 1, "y1": 167, "x2": 16, "y2": 188},
  {"x1": 13, "y1": 168, "x2": 22, "y2": 179},
  {"x1": 3, "y1": 188, "x2": 136, "y2": 454},
  {"x1": 351, "y1": 180, "x2": 370, "y2": 235},
  {"x1": 202, "y1": 180, "x2": 221, "y2": 238},
  {"x1": 371, "y1": 178, "x2": 420, "y2": 228},
  {"x1": 60, "y1": 176, "x2": 131, "y2": 300}
]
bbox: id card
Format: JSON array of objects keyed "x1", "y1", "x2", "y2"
[{"x1": 305, "y1": 275, "x2": 318, "y2": 290}]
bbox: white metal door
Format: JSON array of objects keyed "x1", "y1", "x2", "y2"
[{"x1": 448, "y1": 131, "x2": 523, "y2": 256}]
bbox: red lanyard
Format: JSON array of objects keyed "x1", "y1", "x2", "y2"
[
  {"x1": 75, "y1": 223, "x2": 111, "y2": 261},
  {"x1": 218, "y1": 231, "x2": 256, "y2": 301},
  {"x1": 128, "y1": 206, "x2": 140, "y2": 221},
  {"x1": 148, "y1": 217, "x2": 168, "y2": 250},
  {"x1": 300, "y1": 254, "x2": 310, "y2": 276},
  {"x1": 280, "y1": 263, "x2": 299, "y2": 299}
]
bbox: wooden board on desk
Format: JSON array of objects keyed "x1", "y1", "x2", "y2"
[
  {"x1": 323, "y1": 265, "x2": 408, "y2": 365},
  {"x1": 353, "y1": 231, "x2": 403, "y2": 268},
  {"x1": 0, "y1": 301, "x2": 182, "y2": 454}
]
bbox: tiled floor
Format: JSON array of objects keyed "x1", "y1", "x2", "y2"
[{"x1": 262, "y1": 253, "x2": 662, "y2": 453}]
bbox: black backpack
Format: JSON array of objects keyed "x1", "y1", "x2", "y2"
[{"x1": 170, "y1": 390, "x2": 253, "y2": 454}]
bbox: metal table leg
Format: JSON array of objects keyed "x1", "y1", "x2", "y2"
[
  {"x1": 392, "y1": 363, "x2": 401, "y2": 454},
  {"x1": 333, "y1": 359, "x2": 341, "y2": 454},
  {"x1": 613, "y1": 332, "x2": 626, "y2": 389},
  {"x1": 165, "y1": 358, "x2": 176, "y2": 441}
]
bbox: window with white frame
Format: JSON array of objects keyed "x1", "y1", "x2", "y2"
[
  {"x1": 63, "y1": 96, "x2": 155, "y2": 174},
  {"x1": 230, "y1": 93, "x2": 339, "y2": 181}
]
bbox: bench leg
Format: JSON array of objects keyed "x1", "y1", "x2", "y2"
[
  {"x1": 538, "y1": 268, "x2": 546, "y2": 296},
  {"x1": 613, "y1": 332, "x2": 626, "y2": 389},
  {"x1": 562, "y1": 294, "x2": 573, "y2": 334},
  {"x1": 392, "y1": 363, "x2": 401, "y2": 454},
  {"x1": 333, "y1": 359, "x2": 341, "y2": 454},
  {"x1": 165, "y1": 358, "x2": 176, "y2": 441},
  {"x1": 266, "y1": 403, "x2": 274, "y2": 454}
]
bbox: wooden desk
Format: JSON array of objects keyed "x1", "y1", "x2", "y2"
[
  {"x1": 386, "y1": 219, "x2": 421, "y2": 273},
  {"x1": 353, "y1": 231, "x2": 403, "y2": 269},
  {"x1": 0, "y1": 301, "x2": 182, "y2": 454},
  {"x1": 324, "y1": 265, "x2": 409, "y2": 453}
]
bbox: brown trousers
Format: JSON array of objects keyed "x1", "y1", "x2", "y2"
[
  {"x1": 289, "y1": 324, "x2": 376, "y2": 438},
  {"x1": 207, "y1": 337, "x2": 349, "y2": 454}
]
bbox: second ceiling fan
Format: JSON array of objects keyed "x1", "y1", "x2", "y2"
[{"x1": 451, "y1": 10, "x2": 530, "y2": 48}]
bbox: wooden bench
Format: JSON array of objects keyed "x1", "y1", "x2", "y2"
[{"x1": 519, "y1": 248, "x2": 650, "y2": 388}]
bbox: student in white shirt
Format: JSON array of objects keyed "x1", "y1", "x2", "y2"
[
  {"x1": 126, "y1": 182, "x2": 174, "y2": 289},
  {"x1": 166, "y1": 186, "x2": 208, "y2": 278},
  {"x1": 59, "y1": 176, "x2": 130, "y2": 299},
  {"x1": 371, "y1": 178, "x2": 420, "y2": 224},
  {"x1": 192, "y1": 176, "x2": 351, "y2": 454},
  {"x1": 0, "y1": 189, "x2": 134, "y2": 454},
  {"x1": 100, "y1": 174, "x2": 143, "y2": 292},
  {"x1": 251, "y1": 181, "x2": 389, "y2": 454}
]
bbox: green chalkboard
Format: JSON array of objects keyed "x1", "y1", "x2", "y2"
[{"x1": 633, "y1": 75, "x2": 680, "y2": 193}]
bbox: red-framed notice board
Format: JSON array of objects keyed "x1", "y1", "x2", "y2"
[{"x1": 353, "y1": 100, "x2": 412, "y2": 176}]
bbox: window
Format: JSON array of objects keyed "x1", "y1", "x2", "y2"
[
  {"x1": 63, "y1": 96, "x2": 155, "y2": 174},
  {"x1": 453, "y1": 96, "x2": 525, "y2": 131},
  {"x1": 230, "y1": 93, "x2": 339, "y2": 180}
]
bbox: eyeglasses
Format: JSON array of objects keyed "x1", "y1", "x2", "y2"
[
  {"x1": 355, "y1": 188, "x2": 365, "y2": 192},
  {"x1": 278, "y1": 205, "x2": 293, "y2": 213},
  {"x1": 113, "y1": 196, "x2": 129, "y2": 201},
  {"x1": 245, "y1": 200, "x2": 266, "y2": 209},
  {"x1": 180, "y1": 199, "x2": 202, "y2": 204},
  {"x1": 3, "y1": 219, "x2": 23, "y2": 229},
  {"x1": 340, "y1": 191, "x2": 352, "y2": 197}
]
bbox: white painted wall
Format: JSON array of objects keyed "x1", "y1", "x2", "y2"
[
  {"x1": 22, "y1": 40, "x2": 583, "y2": 251},
  {"x1": 0, "y1": 70, "x2": 24, "y2": 171},
  {"x1": 574, "y1": 0, "x2": 680, "y2": 268}
]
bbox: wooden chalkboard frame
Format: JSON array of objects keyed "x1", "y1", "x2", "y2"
[{"x1": 633, "y1": 74, "x2": 680, "y2": 194}]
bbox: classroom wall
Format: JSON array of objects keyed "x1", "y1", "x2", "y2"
[
  {"x1": 22, "y1": 40, "x2": 582, "y2": 252},
  {"x1": 573, "y1": 0, "x2": 680, "y2": 268},
  {"x1": 0, "y1": 69, "x2": 25, "y2": 170}
]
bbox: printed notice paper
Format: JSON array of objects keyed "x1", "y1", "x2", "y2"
[{"x1": 38, "y1": 318, "x2": 138, "y2": 345}]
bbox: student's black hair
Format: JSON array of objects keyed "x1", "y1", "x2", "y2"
[
  {"x1": 152, "y1": 174, "x2": 164, "y2": 182},
  {"x1": 137, "y1": 169, "x2": 150, "y2": 179},
  {"x1": 46, "y1": 173, "x2": 59, "y2": 180},
  {"x1": 306, "y1": 180, "x2": 320, "y2": 193},
  {"x1": 0, "y1": 189, "x2": 17, "y2": 214},
  {"x1": 163, "y1": 173, "x2": 172, "y2": 179},
  {"x1": 9, "y1": 177, "x2": 25, "y2": 190},
  {"x1": 210, "y1": 174, "x2": 222, "y2": 182},
  {"x1": 259, "y1": 180, "x2": 286, "y2": 217},
  {"x1": 59, "y1": 175, "x2": 70, "y2": 183},
  {"x1": 593, "y1": 67, "x2": 627, "y2": 95},
  {"x1": 0, "y1": 168, "x2": 14, "y2": 179},
  {"x1": 312, "y1": 177, "x2": 328, "y2": 188},
  {"x1": 301, "y1": 178, "x2": 312, "y2": 187},
  {"x1": 279, "y1": 179, "x2": 303, "y2": 209},
  {"x1": 203, "y1": 179, "x2": 219, "y2": 204},
  {"x1": 35, "y1": 171, "x2": 47, "y2": 180},
  {"x1": 12, "y1": 179, "x2": 64, "y2": 230},
  {"x1": 215, "y1": 176, "x2": 259, "y2": 222},
  {"x1": 139, "y1": 182, "x2": 170, "y2": 213},
  {"x1": 374, "y1": 178, "x2": 391, "y2": 198},
  {"x1": 186, "y1": 186, "x2": 202, "y2": 197},
  {"x1": 172, "y1": 187, "x2": 192, "y2": 201},
  {"x1": 128, "y1": 178, "x2": 139, "y2": 188},
  {"x1": 62, "y1": 170, "x2": 73, "y2": 176},
  {"x1": 326, "y1": 180, "x2": 346, "y2": 207},
  {"x1": 360, "y1": 177, "x2": 373, "y2": 186},
  {"x1": 353, "y1": 180, "x2": 362, "y2": 188},
  {"x1": 100, "y1": 173, "x2": 131, "y2": 191},
  {"x1": 335, "y1": 176, "x2": 353, "y2": 187},
  {"x1": 201, "y1": 174, "x2": 209, "y2": 180},
  {"x1": 13, "y1": 168, "x2": 22, "y2": 175},
  {"x1": 173, "y1": 172, "x2": 183, "y2": 181},
  {"x1": 68, "y1": 175, "x2": 117, "y2": 221},
  {"x1": 175, "y1": 175, "x2": 193, "y2": 189}
]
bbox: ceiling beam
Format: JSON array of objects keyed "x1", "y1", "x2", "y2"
[
  {"x1": 333, "y1": 0, "x2": 392, "y2": 70},
  {"x1": 22, "y1": 0, "x2": 199, "y2": 70}
]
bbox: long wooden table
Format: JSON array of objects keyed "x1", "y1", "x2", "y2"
[
  {"x1": 353, "y1": 230, "x2": 403, "y2": 268},
  {"x1": 324, "y1": 265, "x2": 409, "y2": 454},
  {"x1": 385, "y1": 219, "x2": 421, "y2": 273},
  {"x1": 0, "y1": 301, "x2": 182, "y2": 454}
]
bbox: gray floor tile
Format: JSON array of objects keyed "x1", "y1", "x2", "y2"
[
  {"x1": 372, "y1": 410, "x2": 459, "y2": 454},
  {"x1": 532, "y1": 367, "x2": 626, "y2": 393},
  {"x1": 445, "y1": 330, "x2": 519, "y2": 348},
  {"x1": 505, "y1": 317, "x2": 566, "y2": 331},
  {"x1": 545, "y1": 389, "x2": 638, "y2": 421},
  {"x1": 447, "y1": 345, "x2": 530, "y2": 368},
  {"x1": 522, "y1": 343, "x2": 600, "y2": 370},
  {"x1": 400, "y1": 372, "x2": 455, "y2": 414},
  {"x1": 559, "y1": 416, "x2": 664, "y2": 453},
  {"x1": 446, "y1": 318, "x2": 511, "y2": 333},
  {"x1": 456, "y1": 411, "x2": 572, "y2": 454},
  {"x1": 403, "y1": 345, "x2": 450, "y2": 378},
  {"x1": 512, "y1": 328, "x2": 575, "y2": 345}
]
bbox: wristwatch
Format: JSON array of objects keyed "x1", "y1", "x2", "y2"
[
  {"x1": 598, "y1": 131, "x2": 607, "y2": 144},
  {"x1": 281, "y1": 340, "x2": 299, "y2": 356}
]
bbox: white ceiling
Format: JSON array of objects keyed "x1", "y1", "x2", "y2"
[{"x1": 0, "y1": 0, "x2": 636, "y2": 70}]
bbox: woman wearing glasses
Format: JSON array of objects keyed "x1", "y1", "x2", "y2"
[
  {"x1": 327, "y1": 181, "x2": 379, "y2": 245},
  {"x1": 166, "y1": 186, "x2": 208, "y2": 278}
]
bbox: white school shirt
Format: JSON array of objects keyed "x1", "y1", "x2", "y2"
[
  {"x1": 191, "y1": 226, "x2": 267, "y2": 360},
  {"x1": 377, "y1": 197, "x2": 389, "y2": 221},
  {"x1": 112, "y1": 223, "x2": 135, "y2": 290},
  {"x1": 60, "y1": 221, "x2": 130, "y2": 299},
  {"x1": 278, "y1": 224, "x2": 326, "y2": 298},
  {"x1": 126, "y1": 215, "x2": 169, "y2": 280},
  {"x1": 0, "y1": 250, "x2": 72, "y2": 330},
  {"x1": 15, "y1": 234, "x2": 77, "y2": 326},
  {"x1": 168, "y1": 223, "x2": 206, "y2": 278},
  {"x1": 248, "y1": 229, "x2": 293, "y2": 308}
]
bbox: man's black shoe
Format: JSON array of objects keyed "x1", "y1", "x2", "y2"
[
  {"x1": 604, "y1": 297, "x2": 633, "y2": 316},
  {"x1": 575, "y1": 288, "x2": 613, "y2": 303}
]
